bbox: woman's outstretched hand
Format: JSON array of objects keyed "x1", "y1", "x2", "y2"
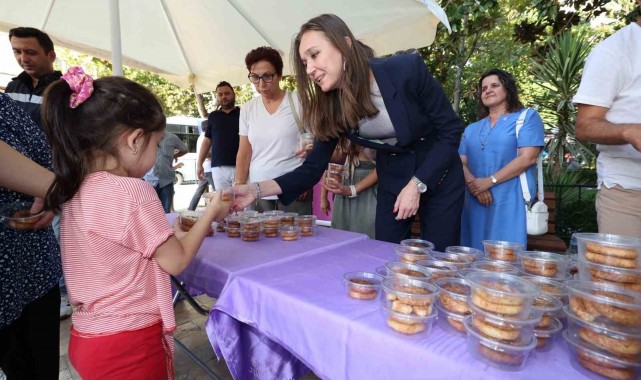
[
  {"x1": 230, "y1": 184, "x2": 257, "y2": 211},
  {"x1": 393, "y1": 180, "x2": 421, "y2": 220}
]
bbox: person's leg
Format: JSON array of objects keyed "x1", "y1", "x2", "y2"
[
  {"x1": 205, "y1": 172, "x2": 215, "y2": 191},
  {"x1": 254, "y1": 199, "x2": 278, "y2": 212},
  {"x1": 374, "y1": 188, "x2": 413, "y2": 243},
  {"x1": 0, "y1": 285, "x2": 60, "y2": 379},
  {"x1": 188, "y1": 179, "x2": 208, "y2": 211},
  {"x1": 277, "y1": 196, "x2": 312, "y2": 215},
  {"x1": 212, "y1": 166, "x2": 234, "y2": 191},
  {"x1": 417, "y1": 171, "x2": 465, "y2": 251},
  {"x1": 596, "y1": 185, "x2": 641, "y2": 237},
  {"x1": 156, "y1": 184, "x2": 174, "y2": 213}
]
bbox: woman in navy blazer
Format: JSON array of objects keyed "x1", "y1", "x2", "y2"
[{"x1": 233, "y1": 14, "x2": 464, "y2": 250}]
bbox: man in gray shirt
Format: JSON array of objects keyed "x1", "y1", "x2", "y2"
[{"x1": 144, "y1": 130, "x2": 188, "y2": 212}]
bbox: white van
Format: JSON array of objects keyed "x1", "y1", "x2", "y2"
[{"x1": 166, "y1": 116, "x2": 206, "y2": 185}]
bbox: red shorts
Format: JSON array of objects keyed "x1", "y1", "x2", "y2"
[{"x1": 69, "y1": 322, "x2": 172, "y2": 380}]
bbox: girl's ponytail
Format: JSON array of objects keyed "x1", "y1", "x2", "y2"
[{"x1": 41, "y1": 79, "x2": 88, "y2": 213}]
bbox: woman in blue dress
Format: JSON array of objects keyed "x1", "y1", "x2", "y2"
[{"x1": 459, "y1": 69, "x2": 545, "y2": 250}]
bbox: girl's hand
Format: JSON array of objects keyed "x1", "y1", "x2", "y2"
[
  {"x1": 393, "y1": 181, "x2": 421, "y2": 220},
  {"x1": 469, "y1": 177, "x2": 493, "y2": 196},
  {"x1": 204, "y1": 190, "x2": 231, "y2": 222},
  {"x1": 475, "y1": 190, "x2": 493, "y2": 206},
  {"x1": 31, "y1": 197, "x2": 55, "y2": 229},
  {"x1": 322, "y1": 178, "x2": 349, "y2": 197},
  {"x1": 230, "y1": 184, "x2": 257, "y2": 211},
  {"x1": 293, "y1": 147, "x2": 308, "y2": 159},
  {"x1": 320, "y1": 198, "x2": 330, "y2": 215}
]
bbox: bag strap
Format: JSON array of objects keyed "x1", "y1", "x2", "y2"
[
  {"x1": 287, "y1": 90, "x2": 305, "y2": 134},
  {"x1": 516, "y1": 109, "x2": 533, "y2": 206}
]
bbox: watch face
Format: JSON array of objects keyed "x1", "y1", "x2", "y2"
[{"x1": 418, "y1": 183, "x2": 427, "y2": 193}]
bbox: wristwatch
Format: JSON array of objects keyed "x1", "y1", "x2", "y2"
[
  {"x1": 411, "y1": 176, "x2": 428, "y2": 193},
  {"x1": 490, "y1": 175, "x2": 498, "y2": 185}
]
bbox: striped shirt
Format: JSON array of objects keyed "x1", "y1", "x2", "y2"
[{"x1": 61, "y1": 172, "x2": 176, "y2": 337}]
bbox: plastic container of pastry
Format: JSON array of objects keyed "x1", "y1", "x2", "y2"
[
  {"x1": 468, "y1": 298, "x2": 542, "y2": 343},
  {"x1": 224, "y1": 214, "x2": 241, "y2": 230},
  {"x1": 278, "y1": 212, "x2": 298, "y2": 227},
  {"x1": 381, "y1": 278, "x2": 438, "y2": 318},
  {"x1": 431, "y1": 251, "x2": 474, "y2": 269},
  {"x1": 565, "y1": 280, "x2": 641, "y2": 328},
  {"x1": 400, "y1": 238, "x2": 435, "y2": 251},
  {"x1": 518, "y1": 251, "x2": 573, "y2": 279},
  {"x1": 563, "y1": 329, "x2": 641, "y2": 380},
  {"x1": 381, "y1": 301, "x2": 438, "y2": 336},
  {"x1": 414, "y1": 259, "x2": 458, "y2": 283},
  {"x1": 465, "y1": 271, "x2": 540, "y2": 318},
  {"x1": 564, "y1": 304, "x2": 641, "y2": 360},
  {"x1": 295, "y1": 215, "x2": 317, "y2": 237},
  {"x1": 532, "y1": 294, "x2": 563, "y2": 328},
  {"x1": 576, "y1": 258, "x2": 641, "y2": 294},
  {"x1": 464, "y1": 316, "x2": 537, "y2": 371},
  {"x1": 385, "y1": 262, "x2": 432, "y2": 282},
  {"x1": 574, "y1": 233, "x2": 641, "y2": 270},
  {"x1": 533, "y1": 317, "x2": 563, "y2": 352},
  {"x1": 435, "y1": 302, "x2": 467, "y2": 335},
  {"x1": 0, "y1": 201, "x2": 45, "y2": 230},
  {"x1": 261, "y1": 215, "x2": 281, "y2": 238},
  {"x1": 445, "y1": 246, "x2": 485, "y2": 262},
  {"x1": 522, "y1": 275, "x2": 569, "y2": 305},
  {"x1": 469, "y1": 260, "x2": 520, "y2": 275},
  {"x1": 343, "y1": 271, "x2": 382, "y2": 301},
  {"x1": 482, "y1": 240, "x2": 524, "y2": 263},
  {"x1": 279, "y1": 225, "x2": 301, "y2": 241},
  {"x1": 394, "y1": 245, "x2": 431, "y2": 264},
  {"x1": 435, "y1": 277, "x2": 471, "y2": 315}
]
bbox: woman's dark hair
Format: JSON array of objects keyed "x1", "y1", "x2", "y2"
[
  {"x1": 292, "y1": 14, "x2": 378, "y2": 141},
  {"x1": 41, "y1": 76, "x2": 165, "y2": 212},
  {"x1": 476, "y1": 68, "x2": 523, "y2": 119},
  {"x1": 245, "y1": 47, "x2": 283, "y2": 76}
]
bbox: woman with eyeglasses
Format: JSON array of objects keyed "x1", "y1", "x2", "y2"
[
  {"x1": 234, "y1": 46, "x2": 312, "y2": 214},
  {"x1": 232, "y1": 14, "x2": 465, "y2": 250}
]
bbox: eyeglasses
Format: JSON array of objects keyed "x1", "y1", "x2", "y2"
[{"x1": 248, "y1": 73, "x2": 276, "y2": 84}]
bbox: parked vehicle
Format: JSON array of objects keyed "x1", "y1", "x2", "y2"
[{"x1": 166, "y1": 116, "x2": 206, "y2": 185}]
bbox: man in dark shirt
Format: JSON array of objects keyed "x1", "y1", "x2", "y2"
[
  {"x1": 6, "y1": 27, "x2": 62, "y2": 129},
  {"x1": 197, "y1": 81, "x2": 241, "y2": 190}
]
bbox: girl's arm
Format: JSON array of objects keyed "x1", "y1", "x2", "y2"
[
  {"x1": 320, "y1": 178, "x2": 331, "y2": 215},
  {"x1": 154, "y1": 191, "x2": 229, "y2": 275},
  {"x1": 234, "y1": 136, "x2": 252, "y2": 185}
]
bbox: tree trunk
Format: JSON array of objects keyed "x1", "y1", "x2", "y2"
[
  {"x1": 453, "y1": 63, "x2": 463, "y2": 114},
  {"x1": 195, "y1": 92, "x2": 207, "y2": 118}
]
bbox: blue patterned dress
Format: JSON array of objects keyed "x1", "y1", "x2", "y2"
[
  {"x1": 0, "y1": 93, "x2": 61, "y2": 328},
  {"x1": 458, "y1": 109, "x2": 545, "y2": 250}
]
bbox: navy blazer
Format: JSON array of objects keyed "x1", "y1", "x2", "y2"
[{"x1": 275, "y1": 54, "x2": 462, "y2": 205}]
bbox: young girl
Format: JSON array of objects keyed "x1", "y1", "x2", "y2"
[{"x1": 41, "y1": 67, "x2": 229, "y2": 379}]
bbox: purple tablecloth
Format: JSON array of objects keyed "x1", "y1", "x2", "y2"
[
  {"x1": 169, "y1": 213, "x2": 368, "y2": 297},
  {"x1": 207, "y1": 239, "x2": 590, "y2": 380}
]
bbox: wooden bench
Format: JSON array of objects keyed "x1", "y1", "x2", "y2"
[
  {"x1": 527, "y1": 191, "x2": 567, "y2": 253},
  {"x1": 410, "y1": 190, "x2": 567, "y2": 253}
]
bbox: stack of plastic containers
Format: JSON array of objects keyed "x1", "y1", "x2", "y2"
[{"x1": 462, "y1": 271, "x2": 541, "y2": 370}]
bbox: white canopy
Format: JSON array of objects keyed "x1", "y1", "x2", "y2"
[{"x1": 0, "y1": 0, "x2": 450, "y2": 93}]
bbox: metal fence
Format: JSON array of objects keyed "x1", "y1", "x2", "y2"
[{"x1": 544, "y1": 183, "x2": 598, "y2": 243}]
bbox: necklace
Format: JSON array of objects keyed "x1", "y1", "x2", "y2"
[{"x1": 479, "y1": 118, "x2": 495, "y2": 150}]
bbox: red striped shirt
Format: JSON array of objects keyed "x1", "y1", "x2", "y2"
[{"x1": 61, "y1": 172, "x2": 176, "y2": 338}]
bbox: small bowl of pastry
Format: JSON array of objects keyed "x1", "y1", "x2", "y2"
[
  {"x1": 482, "y1": 240, "x2": 524, "y2": 263},
  {"x1": 575, "y1": 233, "x2": 641, "y2": 270},
  {"x1": 518, "y1": 250, "x2": 573, "y2": 279},
  {"x1": 343, "y1": 272, "x2": 382, "y2": 301},
  {"x1": 563, "y1": 329, "x2": 641, "y2": 380},
  {"x1": 0, "y1": 201, "x2": 45, "y2": 230}
]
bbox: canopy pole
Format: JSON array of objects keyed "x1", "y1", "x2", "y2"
[{"x1": 109, "y1": 0, "x2": 123, "y2": 76}]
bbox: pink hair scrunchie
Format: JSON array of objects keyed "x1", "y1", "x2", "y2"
[{"x1": 61, "y1": 66, "x2": 94, "y2": 108}]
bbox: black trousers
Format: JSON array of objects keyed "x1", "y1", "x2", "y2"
[
  {"x1": 375, "y1": 158, "x2": 464, "y2": 251},
  {"x1": 0, "y1": 285, "x2": 60, "y2": 380}
]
